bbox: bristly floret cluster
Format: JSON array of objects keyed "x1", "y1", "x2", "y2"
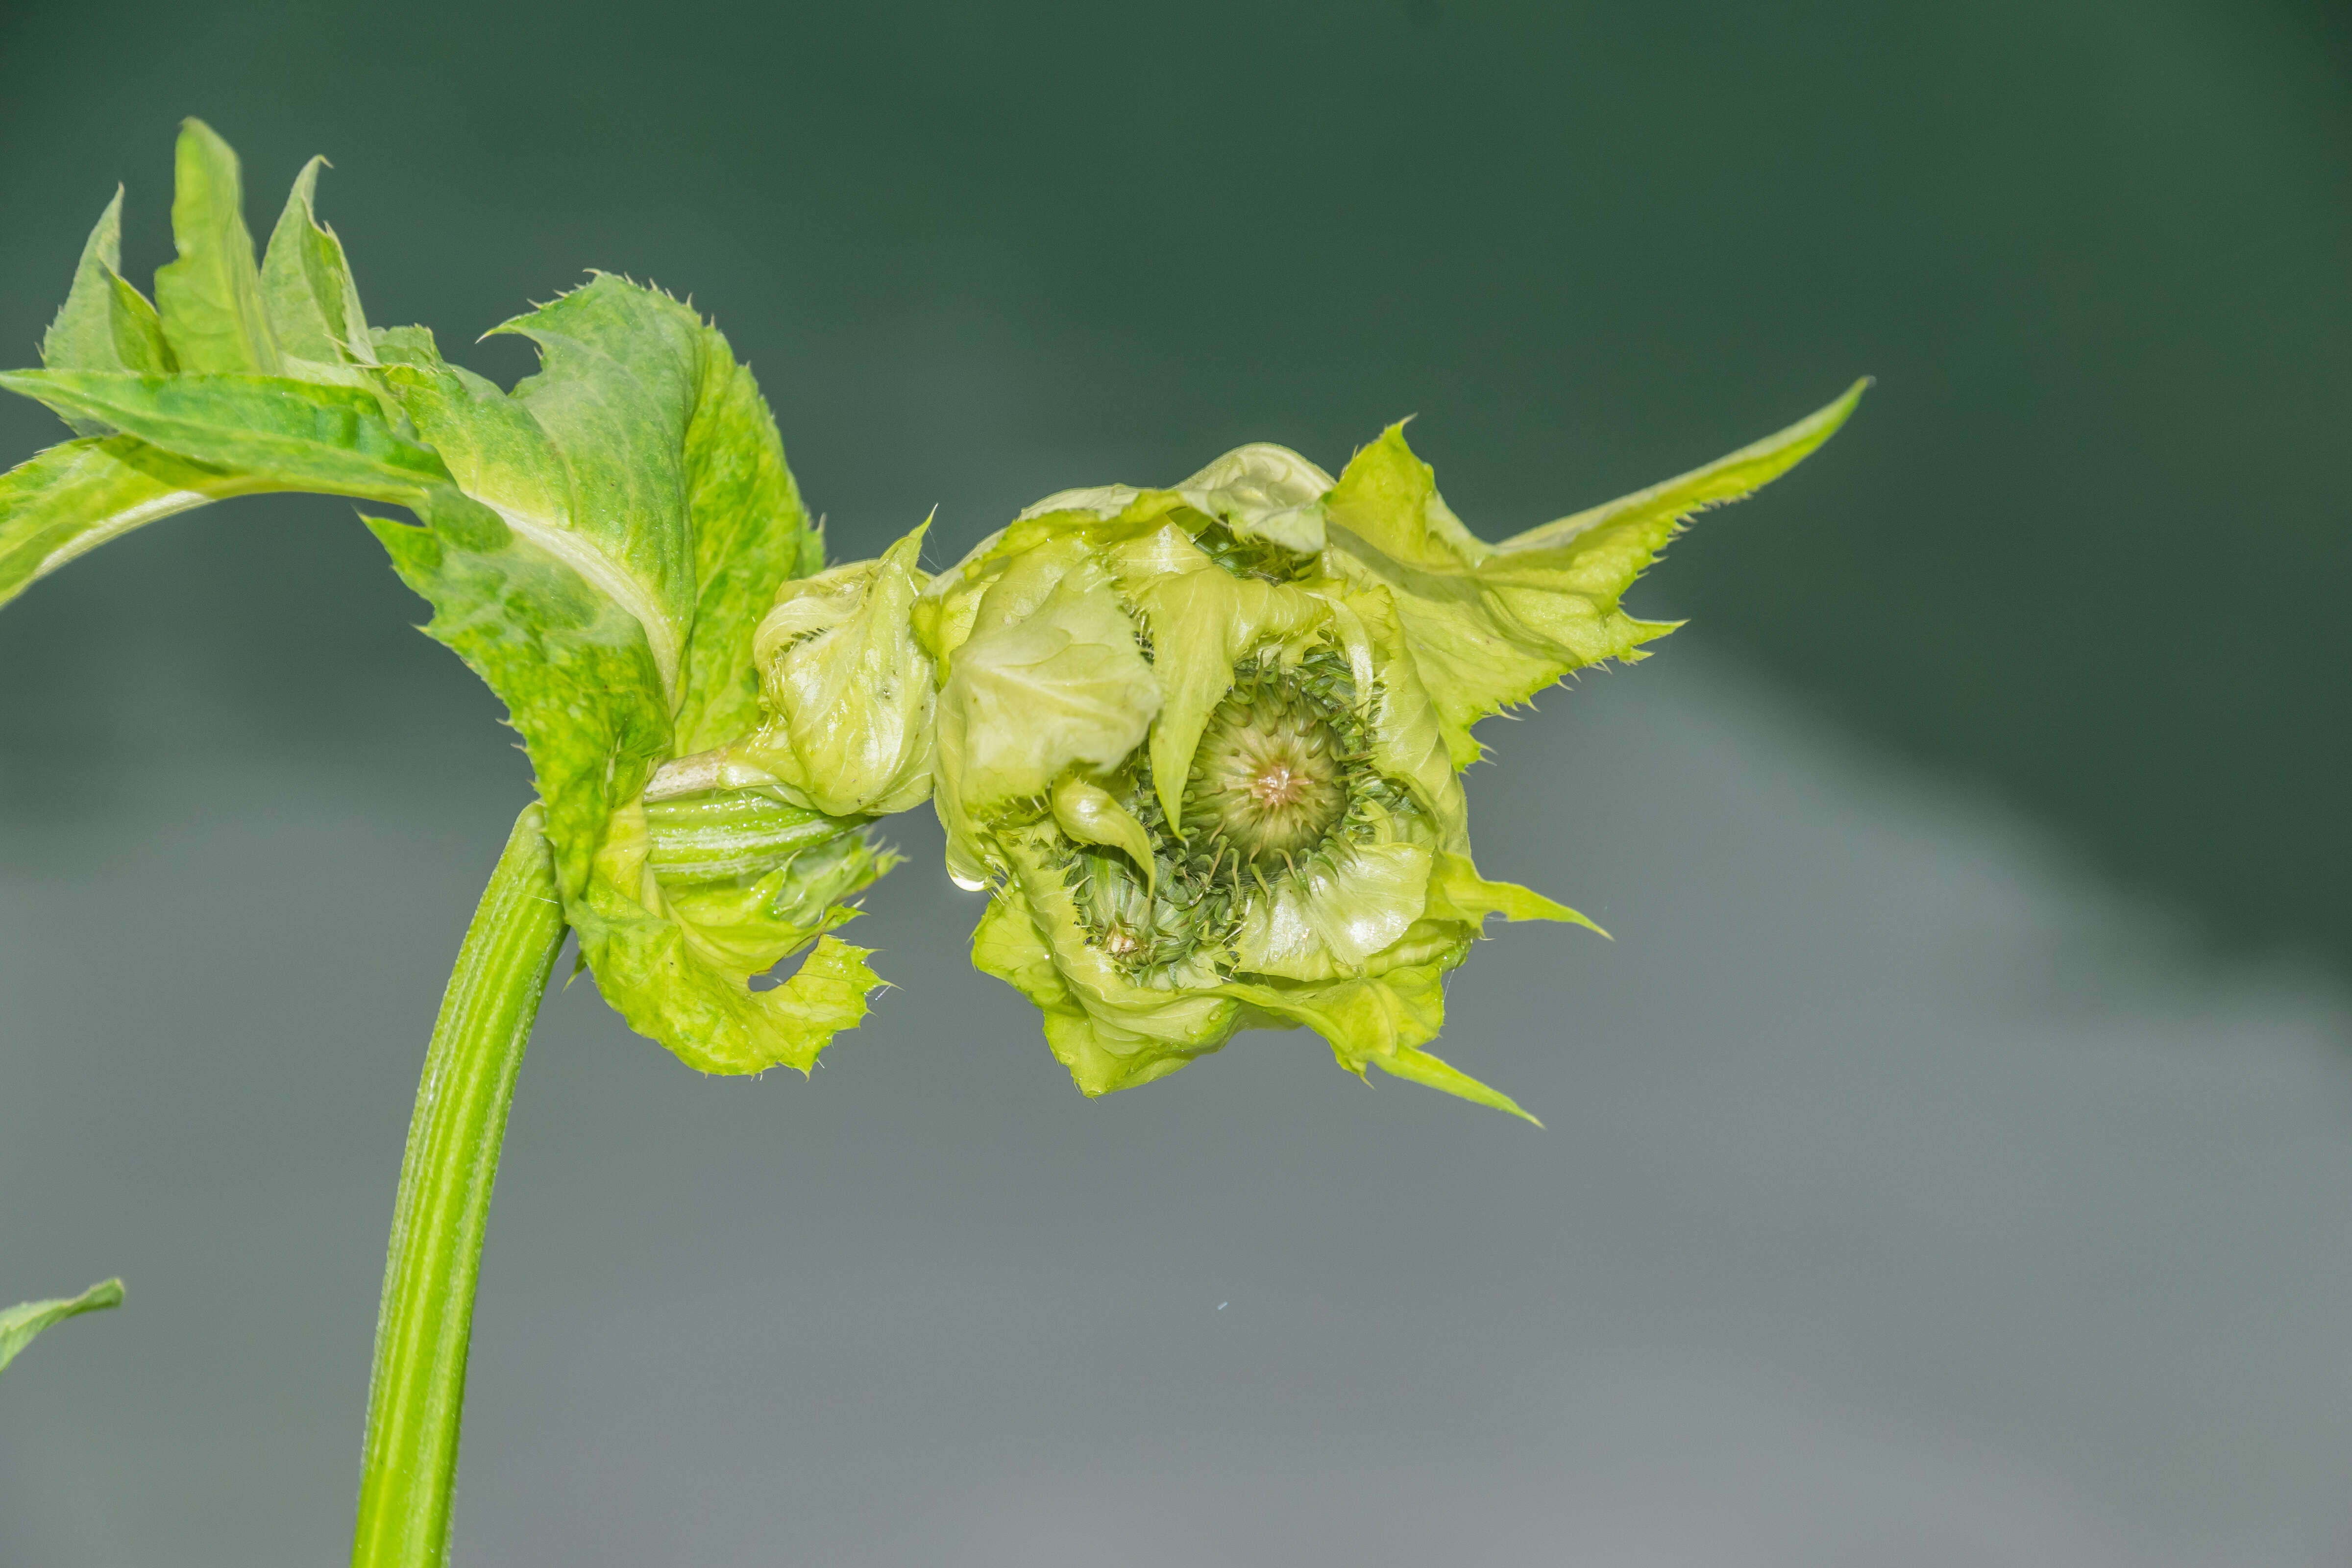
[
  {"x1": 1188, "y1": 516, "x2": 1321, "y2": 585},
  {"x1": 1065, "y1": 645, "x2": 1424, "y2": 990},
  {"x1": 1181, "y1": 647, "x2": 1395, "y2": 876}
]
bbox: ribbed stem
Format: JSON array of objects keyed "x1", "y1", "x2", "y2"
[{"x1": 351, "y1": 805, "x2": 566, "y2": 1568}]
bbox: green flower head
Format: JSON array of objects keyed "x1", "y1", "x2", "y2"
[{"x1": 919, "y1": 390, "x2": 1864, "y2": 1118}]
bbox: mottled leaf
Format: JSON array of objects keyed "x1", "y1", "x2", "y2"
[{"x1": 0, "y1": 436, "x2": 258, "y2": 608}]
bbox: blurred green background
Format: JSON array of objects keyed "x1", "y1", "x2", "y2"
[{"x1": 2, "y1": 2, "x2": 2348, "y2": 1564}]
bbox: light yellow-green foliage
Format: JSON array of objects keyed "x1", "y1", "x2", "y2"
[
  {"x1": 920, "y1": 386, "x2": 1863, "y2": 1116},
  {"x1": 0, "y1": 121, "x2": 888, "y2": 1078}
]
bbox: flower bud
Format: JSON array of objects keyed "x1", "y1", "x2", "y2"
[{"x1": 722, "y1": 522, "x2": 936, "y2": 818}]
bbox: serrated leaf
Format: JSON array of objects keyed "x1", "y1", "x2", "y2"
[
  {"x1": 474, "y1": 277, "x2": 705, "y2": 695},
  {"x1": 260, "y1": 157, "x2": 376, "y2": 385},
  {"x1": 0, "y1": 1279, "x2": 124, "y2": 1377},
  {"x1": 1323, "y1": 382, "x2": 1868, "y2": 766},
  {"x1": 2, "y1": 128, "x2": 884, "y2": 1081},
  {"x1": 41, "y1": 188, "x2": 172, "y2": 388},
  {"x1": 1499, "y1": 379, "x2": 1869, "y2": 555},
  {"x1": 365, "y1": 510, "x2": 673, "y2": 900},
  {"x1": 572, "y1": 792, "x2": 889, "y2": 1074},
  {"x1": 1, "y1": 122, "x2": 872, "y2": 1075},
  {"x1": 0, "y1": 363, "x2": 677, "y2": 906},
  {"x1": 153, "y1": 119, "x2": 278, "y2": 375},
  {"x1": 675, "y1": 330, "x2": 810, "y2": 752}
]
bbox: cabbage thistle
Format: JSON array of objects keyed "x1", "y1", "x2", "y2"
[
  {"x1": 917, "y1": 396, "x2": 1863, "y2": 1119},
  {"x1": 0, "y1": 117, "x2": 1865, "y2": 1568}
]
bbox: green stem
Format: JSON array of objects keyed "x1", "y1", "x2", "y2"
[{"x1": 352, "y1": 804, "x2": 566, "y2": 1568}]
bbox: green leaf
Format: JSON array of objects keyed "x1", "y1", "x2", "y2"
[
  {"x1": 1319, "y1": 422, "x2": 1492, "y2": 571},
  {"x1": 153, "y1": 119, "x2": 279, "y2": 375},
  {"x1": 0, "y1": 1278, "x2": 124, "y2": 1377},
  {"x1": 0, "y1": 357, "x2": 682, "y2": 908},
  {"x1": 0, "y1": 369, "x2": 456, "y2": 507},
  {"x1": 675, "y1": 328, "x2": 811, "y2": 752},
  {"x1": 0, "y1": 125, "x2": 883, "y2": 1088},
  {"x1": 377, "y1": 278, "x2": 790, "y2": 712},
  {"x1": 260, "y1": 157, "x2": 376, "y2": 385},
  {"x1": 358, "y1": 286, "x2": 840, "y2": 937},
  {"x1": 1018, "y1": 442, "x2": 1336, "y2": 555},
  {"x1": 1174, "y1": 442, "x2": 1336, "y2": 554},
  {"x1": 0, "y1": 436, "x2": 260, "y2": 609},
  {"x1": 1050, "y1": 771, "x2": 1155, "y2": 888},
  {"x1": 1341, "y1": 586, "x2": 1470, "y2": 849},
  {"x1": 474, "y1": 277, "x2": 706, "y2": 695},
  {"x1": 41, "y1": 188, "x2": 172, "y2": 386},
  {"x1": 1219, "y1": 961, "x2": 1538, "y2": 1123},
  {"x1": 364, "y1": 509, "x2": 674, "y2": 901},
  {"x1": 2, "y1": 127, "x2": 867, "y2": 1075},
  {"x1": 1373, "y1": 1045, "x2": 1541, "y2": 1125},
  {"x1": 1425, "y1": 851, "x2": 1605, "y2": 937}
]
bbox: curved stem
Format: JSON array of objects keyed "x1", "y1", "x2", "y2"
[{"x1": 352, "y1": 804, "x2": 566, "y2": 1568}]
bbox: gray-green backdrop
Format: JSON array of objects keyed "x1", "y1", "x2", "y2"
[{"x1": 2, "y1": 3, "x2": 2347, "y2": 1564}]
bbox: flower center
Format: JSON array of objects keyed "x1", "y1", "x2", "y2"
[
  {"x1": 1067, "y1": 648, "x2": 1405, "y2": 983},
  {"x1": 1252, "y1": 763, "x2": 1307, "y2": 808},
  {"x1": 1184, "y1": 677, "x2": 1349, "y2": 868}
]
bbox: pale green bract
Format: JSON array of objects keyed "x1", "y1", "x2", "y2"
[
  {"x1": 0, "y1": 120, "x2": 887, "y2": 1076},
  {"x1": 714, "y1": 520, "x2": 938, "y2": 818},
  {"x1": 922, "y1": 389, "x2": 1864, "y2": 1118}
]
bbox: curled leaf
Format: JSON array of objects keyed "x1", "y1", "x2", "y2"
[{"x1": 573, "y1": 786, "x2": 894, "y2": 1075}]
